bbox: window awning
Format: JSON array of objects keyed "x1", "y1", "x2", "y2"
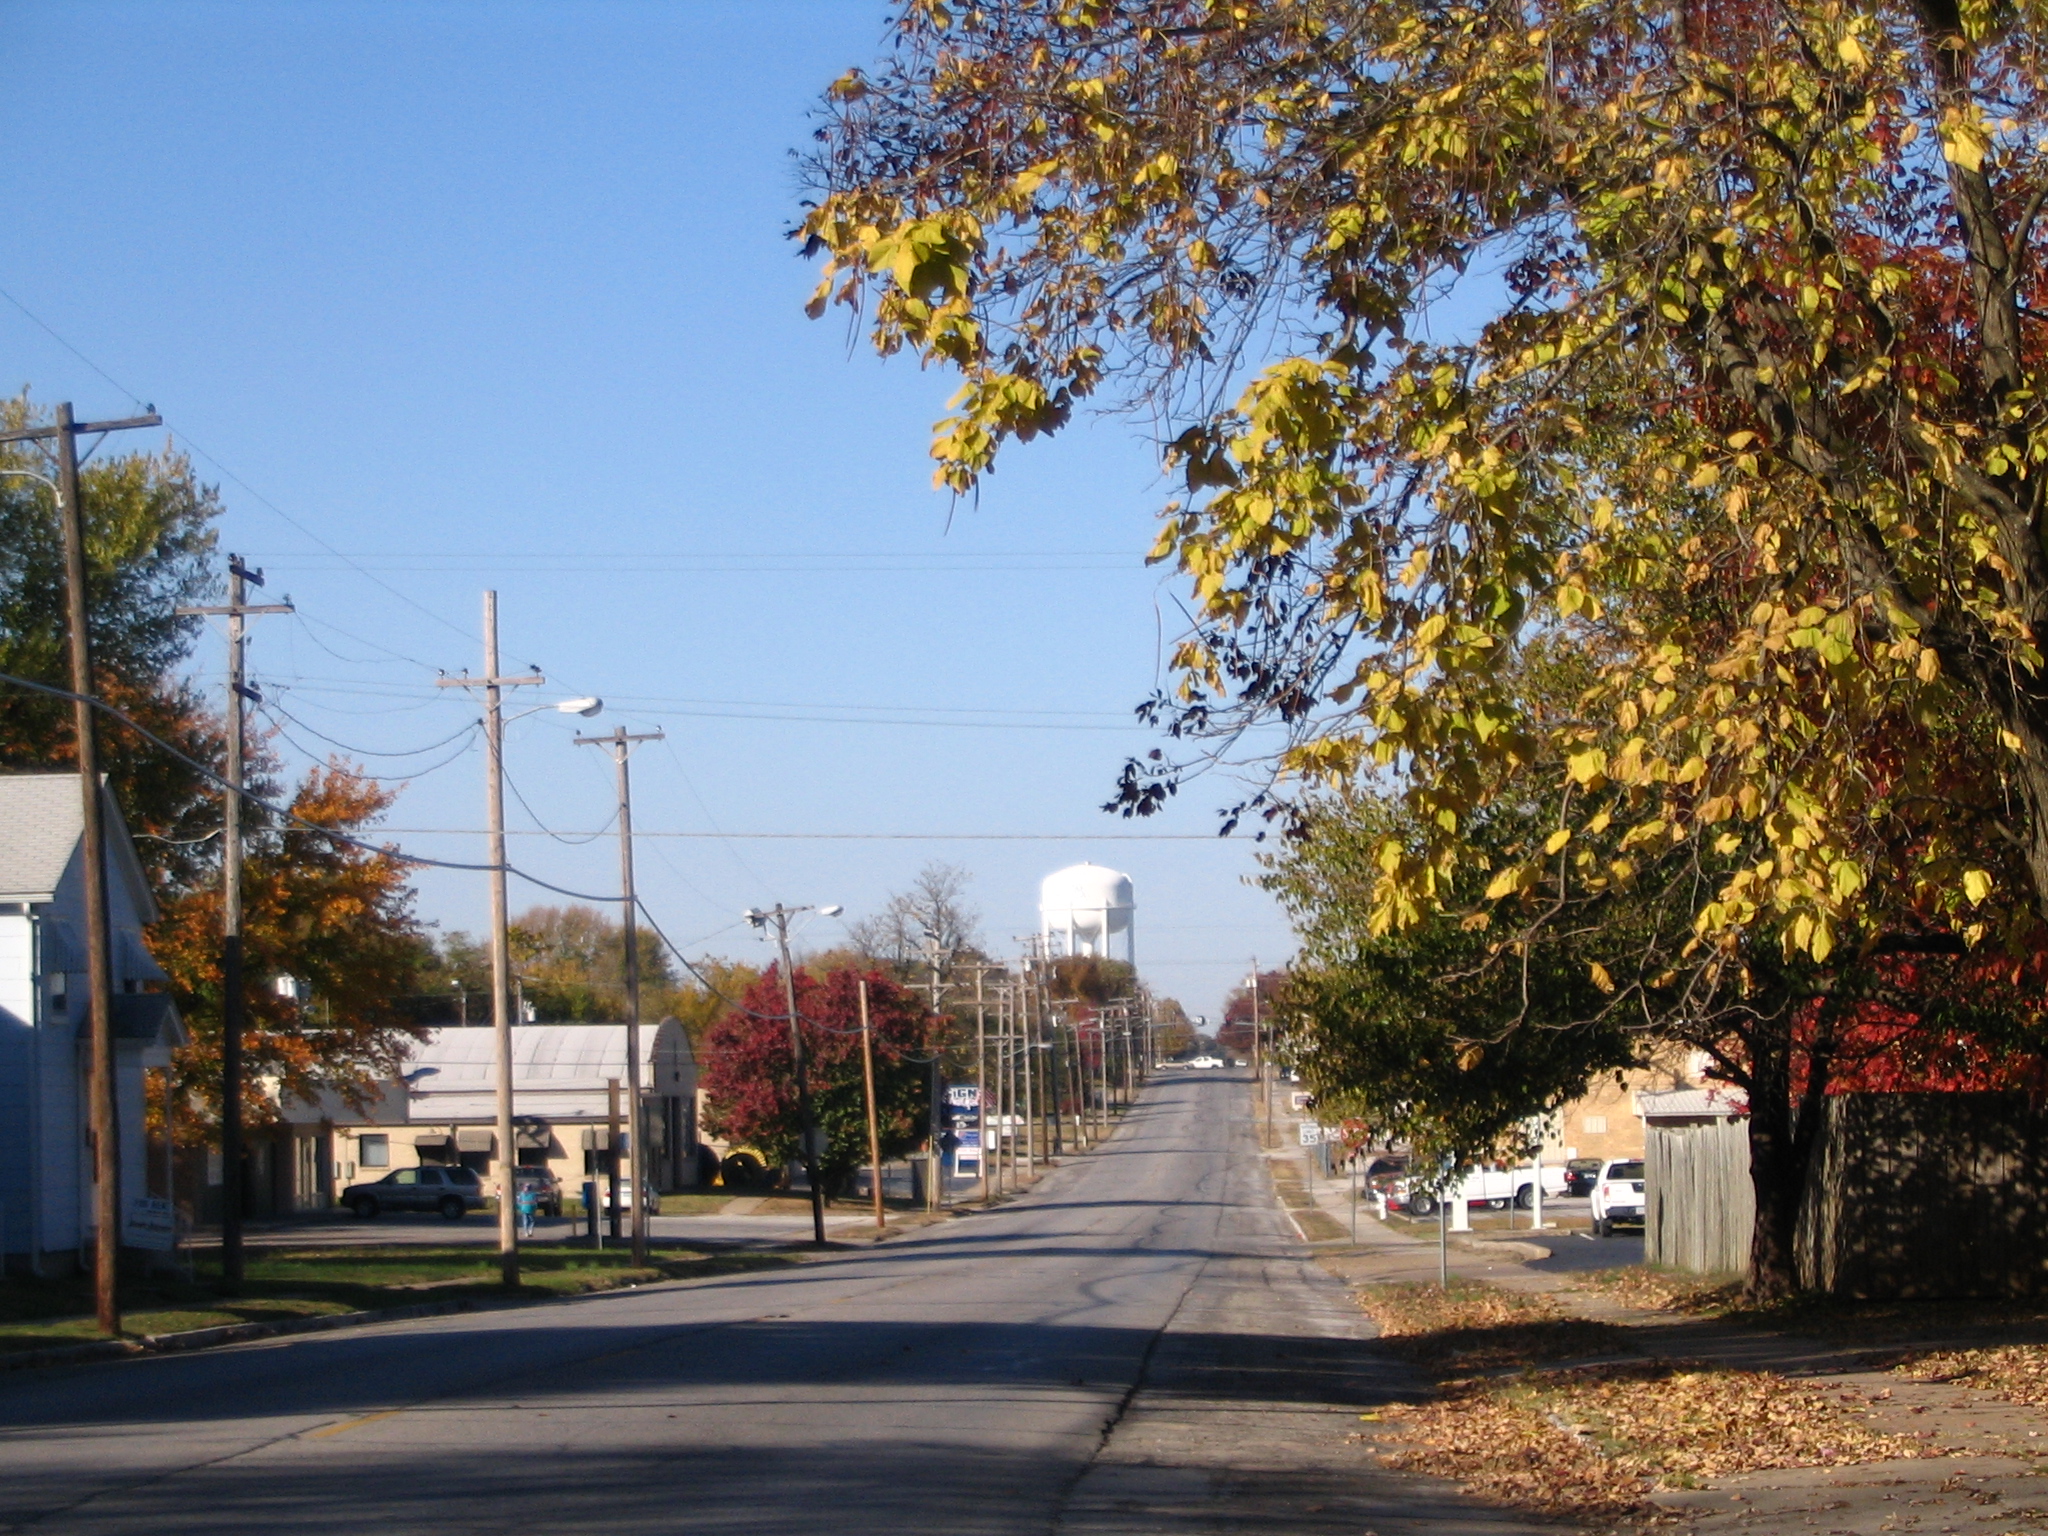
[
  {"x1": 455, "y1": 1128, "x2": 495, "y2": 1153},
  {"x1": 514, "y1": 1124, "x2": 551, "y2": 1150}
]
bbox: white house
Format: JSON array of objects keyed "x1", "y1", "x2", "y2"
[{"x1": 0, "y1": 773, "x2": 185, "y2": 1275}]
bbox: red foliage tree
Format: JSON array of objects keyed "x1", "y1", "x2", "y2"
[{"x1": 700, "y1": 966, "x2": 932, "y2": 1194}]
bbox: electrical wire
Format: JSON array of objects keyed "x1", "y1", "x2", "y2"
[
  {"x1": 502, "y1": 759, "x2": 617, "y2": 847},
  {"x1": 257, "y1": 697, "x2": 481, "y2": 759},
  {"x1": 0, "y1": 668, "x2": 618, "y2": 902},
  {"x1": 632, "y1": 896, "x2": 880, "y2": 1034},
  {"x1": 290, "y1": 610, "x2": 446, "y2": 676},
  {"x1": 261, "y1": 712, "x2": 479, "y2": 785},
  {"x1": 0, "y1": 281, "x2": 479, "y2": 648}
]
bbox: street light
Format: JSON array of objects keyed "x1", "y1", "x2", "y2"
[
  {"x1": 744, "y1": 902, "x2": 843, "y2": 1246},
  {"x1": 438, "y1": 588, "x2": 606, "y2": 1291},
  {"x1": 510, "y1": 696, "x2": 602, "y2": 723}
]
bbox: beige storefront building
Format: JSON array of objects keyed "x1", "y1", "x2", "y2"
[{"x1": 316, "y1": 1019, "x2": 703, "y2": 1202}]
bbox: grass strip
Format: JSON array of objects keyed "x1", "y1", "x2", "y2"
[{"x1": 0, "y1": 1245, "x2": 792, "y2": 1352}]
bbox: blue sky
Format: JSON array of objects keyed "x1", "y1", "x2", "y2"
[{"x1": 3, "y1": 2, "x2": 1295, "y2": 1019}]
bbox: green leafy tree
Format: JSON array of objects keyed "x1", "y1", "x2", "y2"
[
  {"x1": 802, "y1": 0, "x2": 2048, "y2": 982},
  {"x1": 0, "y1": 394, "x2": 222, "y2": 887},
  {"x1": 1149, "y1": 996, "x2": 1196, "y2": 1059},
  {"x1": 506, "y1": 903, "x2": 687, "y2": 1021}
]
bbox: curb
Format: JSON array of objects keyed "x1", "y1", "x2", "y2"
[
  {"x1": 0, "y1": 1245, "x2": 819, "y2": 1376},
  {"x1": 1451, "y1": 1234, "x2": 1553, "y2": 1262},
  {"x1": 0, "y1": 1295, "x2": 498, "y2": 1375}
]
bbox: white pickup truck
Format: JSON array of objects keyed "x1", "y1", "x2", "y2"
[{"x1": 1396, "y1": 1162, "x2": 1570, "y2": 1216}]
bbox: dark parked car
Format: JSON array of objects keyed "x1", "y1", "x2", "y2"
[
  {"x1": 1562, "y1": 1157, "x2": 1603, "y2": 1197},
  {"x1": 512, "y1": 1166, "x2": 562, "y2": 1217},
  {"x1": 343, "y1": 1165, "x2": 486, "y2": 1221}
]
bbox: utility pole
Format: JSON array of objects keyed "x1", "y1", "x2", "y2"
[
  {"x1": 748, "y1": 904, "x2": 836, "y2": 1247},
  {"x1": 575, "y1": 725, "x2": 663, "y2": 1266},
  {"x1": 859, "y1": 979, "x2": 883, "y2": 1230},
  {"x1": 1020, "y1": 964, "x2": 1036, "y2": 1179},
  {"x1": 438, "y1": 593, "x2": 542, "y2": 1286},
  {"x1": 972, "y1": 966, "x2": 989, "y2": 1207},
  {"x1": 178, "y1": 556, "x2": 291, "y2": 1292},
  {"x1": 916, "y1": 923, "x2": 952, "y2": 1210},
  {"x1": 1248, "y1": 960, "x2": 1273, "y2": 1146},
  {"x1": 0, "y1": 404, "x2": 160, "y2": 1335}
]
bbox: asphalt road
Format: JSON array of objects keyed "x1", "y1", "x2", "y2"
[{"x1": 0, "y1": 1072, "x2": 1538, "y2": 1536}]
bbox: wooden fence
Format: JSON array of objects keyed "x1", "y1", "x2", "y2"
[
  {"x1": 1645, "y1": 1119, "x2": 1753, "y2": 1277},
  {"x1": 1645, "y1": 1094, "x2": 2048, "y2": 1297}
]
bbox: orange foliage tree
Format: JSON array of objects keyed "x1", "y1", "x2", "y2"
[{"x1": 151, "y1": 761, "x2": 428, "y2": 1142}]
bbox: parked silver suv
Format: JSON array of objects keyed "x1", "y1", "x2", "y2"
[{"x1": 343, "y1": 1165, "x2": 486, "y2": 1221}]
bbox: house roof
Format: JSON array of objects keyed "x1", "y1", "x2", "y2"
[
  {"x1": 1637, "y1": 1085, "x2": 1748, "y2": 1119},
  {"x1": 0, "y1": 773, "x2": 158, "y2": 921},
  {"x1": 399, "y1": 1020, "x2": 696, "y2": 1122},
  {"x1": 0, "y1": 774, "x2": 94, "y2": 902}
]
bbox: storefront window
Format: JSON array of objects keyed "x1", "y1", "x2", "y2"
[{"x1": 359, "y1": 1134, "x2": 389, "y2": 1167}]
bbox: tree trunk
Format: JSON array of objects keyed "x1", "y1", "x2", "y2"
[
  {"x1": 1744, "y1": 1092, "x2": 1805, "y2": 1300},
  {"x1": 1741, "y1": 999, "x2": 1837, "y2": 1301}
]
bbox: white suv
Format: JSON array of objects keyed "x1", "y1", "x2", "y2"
[{"x1": 1590, "y1": 1158, "x2": 1645, "y2": 1236}]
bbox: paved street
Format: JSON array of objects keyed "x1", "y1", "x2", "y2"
[{"x1": 0, "y1": 1072, "x2": 1537, "y2": 1536}]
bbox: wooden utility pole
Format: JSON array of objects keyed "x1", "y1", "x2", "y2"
[
  {"x1": 575, "y1": 725, "x2": 663, "y2": 1266},
  {"x1": 437, "y1": 593, "x2": 542, "y2": 1286},
  {"x1": 859, "y1": 979, "x2": 883, "y2": 1230},
  {"x1": 178, "y1": 556, "x2": 291, "y2": 1290},
  {"x1": 1020, "y1": 964, "x2": 1036, "y2": 1178},
  {"x1": 973, "y1": 966, "x2": 988, "y2": 1206},
  {"x1": 606, "y1": 1077, "x2": 624, "y2": 1242},
  {"x1": 753, "y1": 905, "x2": 829, "y2": 1247},
  {"x1": 0, "y1": 404, "x2": 161, "y2": 1335}
]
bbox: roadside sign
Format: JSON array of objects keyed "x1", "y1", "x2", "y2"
[
  {"x1": 1298, "y1": 1122, "x2": 1336, "y2": 1146},
  {"x1": 954, "y1": 1127, "x2": 982, "y2": 1173},
  {"x1": 123, "y1": 1195, "x2": 174, "y2": 1251}
]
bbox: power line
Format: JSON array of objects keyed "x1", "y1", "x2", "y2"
[
  {"x1": 256, "y1": 698, "x2": 480, "y2": 759},
  {"x1": 0, "y1": 281, "x2": 479, "y2": 649},
  {"x1": 502, "y1": 758, "x2": 617, "y2": 847},
  {"x1": 0, "y1": 668, "x2": 619, "y2": 902}
]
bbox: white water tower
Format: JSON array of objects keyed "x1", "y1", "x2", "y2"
[{"x1": 1040, "y1": 863, "x2": 1135, "y2": 964}]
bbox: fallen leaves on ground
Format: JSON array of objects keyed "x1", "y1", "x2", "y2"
[
  {"x1": 1376, "y1": 1362, "x2": 1944, "y2": 1523},
  {"x1": 1358, "y1": 1280, "x2": 1628, "y2": 1368},
  {"x1": 1572, "y1": 1266, "x2": 1742, "y2": 1316},
  {"x1": 1893, "y1": 1344, "x2": 2048, "y2": 1406}
]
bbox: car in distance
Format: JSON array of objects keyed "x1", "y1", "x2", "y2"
[
  {"x1": 343, "y1": 1165, "x2": 486, "y2": 1221},
  {"x1": 1590, "y1": 1158, "x2": 1646, "y2": 1236},
  {"x1": 1186, "y1": 1055, "x2": 1224, "y2": 1070},
  {"x1": 581, "y1": 1177, "x2": 662, "y2": 1217},
  {"x1": 512, "y1": 1166, "x2": 562, "y2": 1217},
  {"x1": 1562, "y1": 1157, "x2": 1603, "y2": 1197}
]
